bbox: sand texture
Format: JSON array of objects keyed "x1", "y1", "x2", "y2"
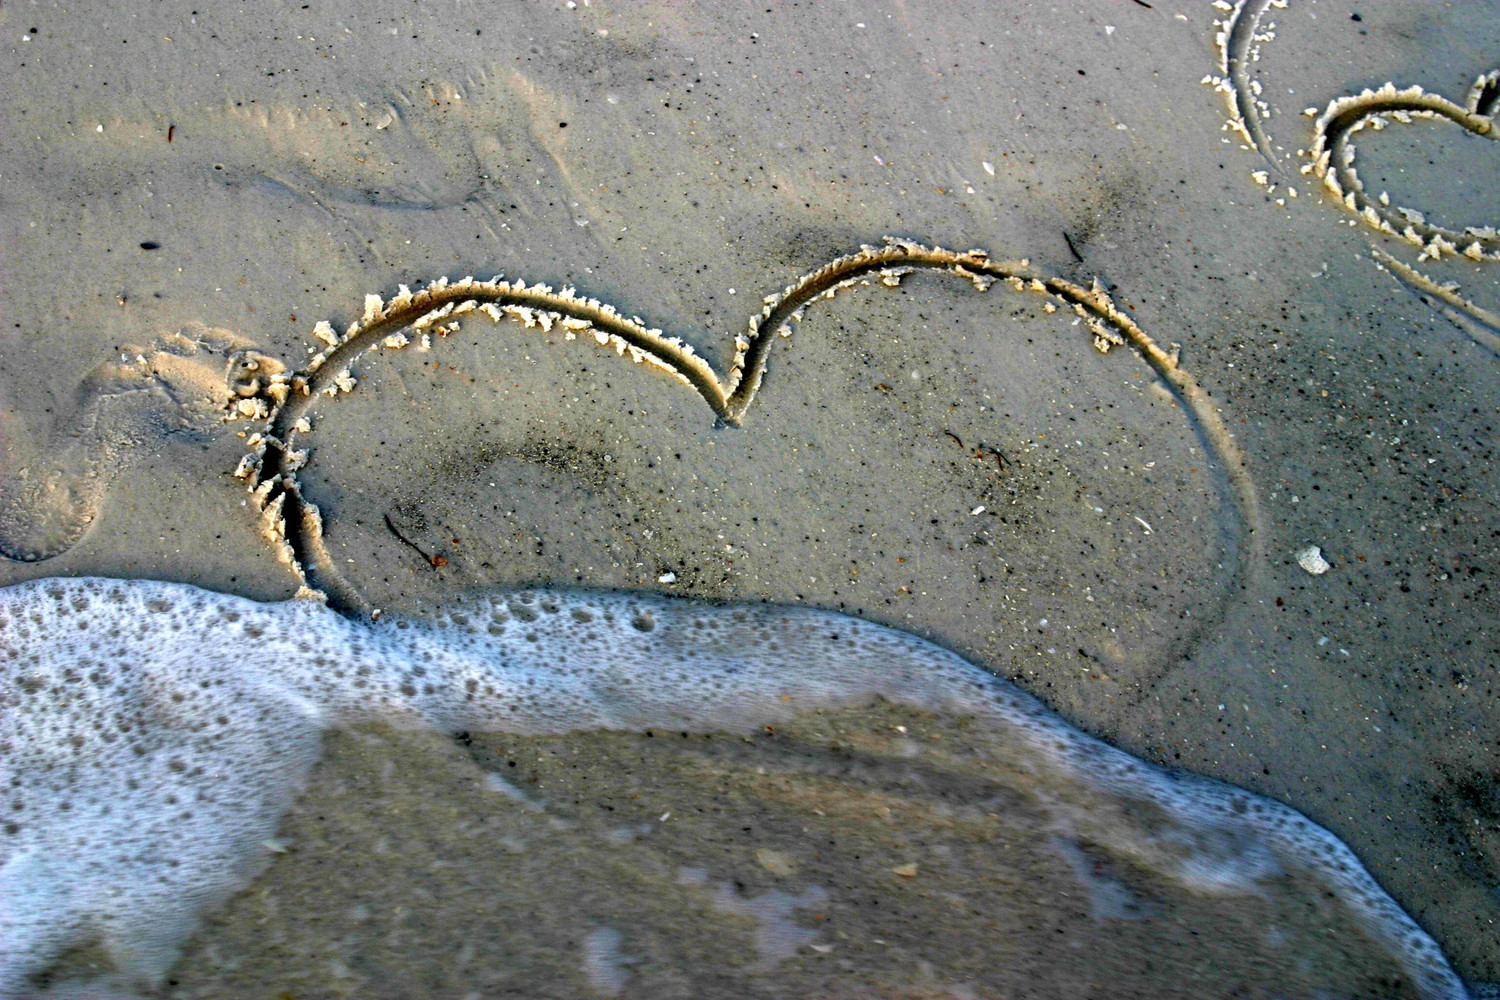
[{"x1": 1, "y1": 0, "x2": 1497, "y2": 996}]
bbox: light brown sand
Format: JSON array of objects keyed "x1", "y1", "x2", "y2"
[{"x1": 2, "y1": 0, "x2": 1497, "y2": 993}]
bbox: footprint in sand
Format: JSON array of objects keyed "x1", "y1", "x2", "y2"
[{"x1": 0, "y1": 325, "x2": 279, "y2": 563}]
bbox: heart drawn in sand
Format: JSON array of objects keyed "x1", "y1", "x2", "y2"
[
  {"x1": 222, "y1": 238, "x2": 1262, "y2": 615},
  {"x1": 1205, "y1": 4, "x2": 1498, "y2": 260}
]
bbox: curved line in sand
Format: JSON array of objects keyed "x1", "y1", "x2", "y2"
[
  {"x1": 1372, "y1": 249, "x2": 1500, "y2": 355},
  {"x1": 229, "y1": 238, "x2": 1264, "y2": 617},
  {"x1": 1301, "y1": 72, "x2": 1500, "y2": 354},
  {"x1": 1209, "y1": 0, "x2": 1285, "y2": 167},
  {"x1": 1305, "y1": 72, "x2": 1500, "y2": 263},
  {"x1": 1203, "y1": 5, "x2": 1499, "y2": 355}
]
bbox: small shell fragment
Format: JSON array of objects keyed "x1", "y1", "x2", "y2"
[{"x1": 1296, "y1": 545, "x2": 1331, "y2": 575}]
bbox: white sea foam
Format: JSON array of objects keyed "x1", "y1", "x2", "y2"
[{"x1": 0, "y1": 577, "x2": 1471, "y2": 998}]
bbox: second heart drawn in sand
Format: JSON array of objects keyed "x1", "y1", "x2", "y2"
[
  {"x1": 1205, "y1": 2, "x2": 1500, "y2": 349},
  {"x1": 1305, "y1": 71, "x2": 1500, "y2": 350}
]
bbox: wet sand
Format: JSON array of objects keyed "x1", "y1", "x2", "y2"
[{"x1": 1, "y1": 0, "x2": 1497, "y2": 994}]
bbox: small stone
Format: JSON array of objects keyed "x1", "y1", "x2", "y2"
[
  {"x1": 755, "y1": 848, "x2": 797, "y2": 875},
  {"x1": 1296, "y1": 546, "x2": 1331, "y2": 575},
  {"x1": 891, "y1": 862, "x2": 919, "y2": 878}
]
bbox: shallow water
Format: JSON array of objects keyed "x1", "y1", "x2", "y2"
[
  {"x1": 0, "y1": 578, "x2": 1466, "y2": 997},
  {"x1": 1, "y1": 0, "x2": 1498, "y2": 997}
]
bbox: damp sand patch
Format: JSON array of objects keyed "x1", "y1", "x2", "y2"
[{"x1": 166, "y1": 707, "x2": 1431, "y2": 1000}]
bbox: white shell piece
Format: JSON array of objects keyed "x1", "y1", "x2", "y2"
[{"x1": 1296, "y1": 546, "x2": 1332, "y2": 575}]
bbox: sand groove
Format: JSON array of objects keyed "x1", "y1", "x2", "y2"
[
  {"x1": 1306, "y1": 71, "x2": 1500, "y2": 264},
  {"x1": 227, "y1": 239, "x2": 1262, "y2": 611},
  {"x1": 1206, "y1": 0, "x2": 1287, "y2": 166},
  {"x1": 1372, "y1": 249, "x2": 1500, "y2": 355},
  {"x1": 1304, "y1": 72, "x2": 1500, "y2": 351},
  {"x1": 1203, "y1": 0, "x2": 1499, "y2": 352}
]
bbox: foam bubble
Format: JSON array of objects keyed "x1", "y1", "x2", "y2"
[{"x1": 0, "y1": 577, "x2": 1471, "y2": 998}]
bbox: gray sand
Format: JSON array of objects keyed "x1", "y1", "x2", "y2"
[{"x1": 1, "y1": 0, "x2": 1496, "y2": 994}]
